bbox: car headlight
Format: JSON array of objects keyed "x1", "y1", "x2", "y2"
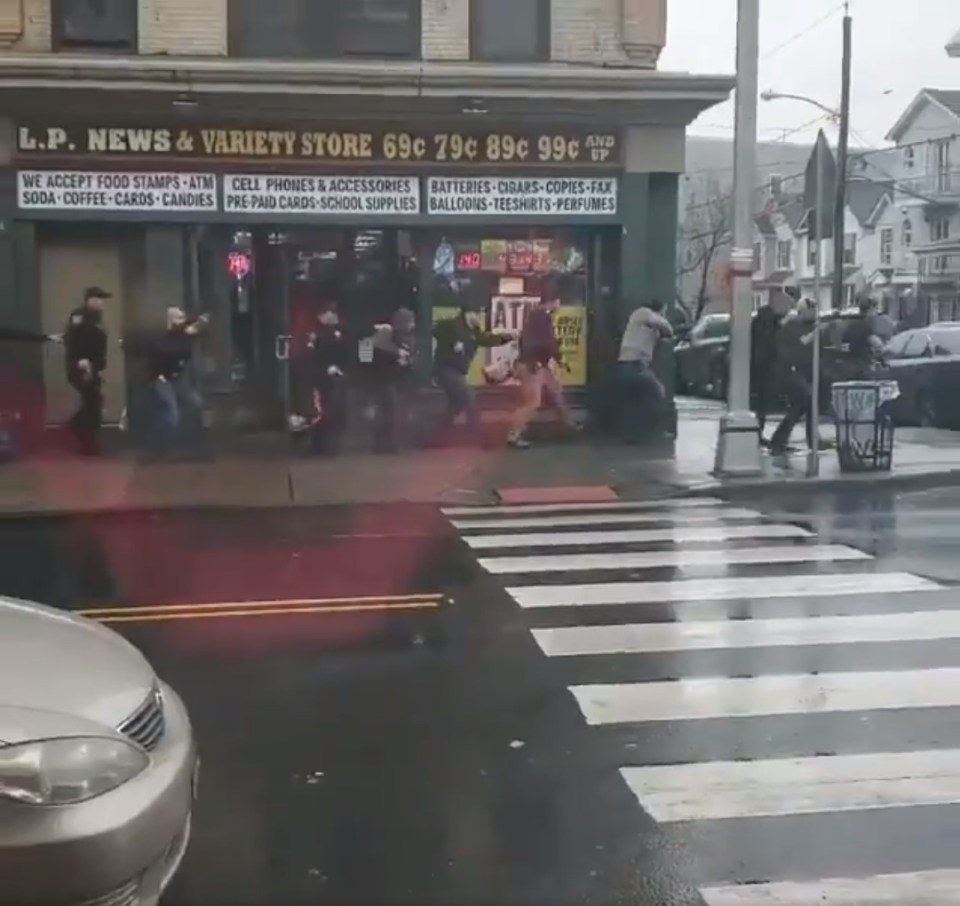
[{"x1": 0, "y1": 736, "x2": 149, "y2": 805}]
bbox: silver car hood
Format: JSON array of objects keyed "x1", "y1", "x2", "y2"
[{"x1": 0, "y1": 597, "x2": 155, "y2": 744}]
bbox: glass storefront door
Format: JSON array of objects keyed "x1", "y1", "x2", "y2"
[{"x1": 197, "y1": 226, "x2": 420, "y2": 430}]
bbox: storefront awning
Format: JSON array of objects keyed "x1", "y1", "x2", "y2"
[{"x1": 0, "y1": 53, "x2": 733, "y2": 126}]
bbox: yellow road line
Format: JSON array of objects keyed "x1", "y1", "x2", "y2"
[
  {"x1": 92, "y1": 600, "x2": 442, "y2": 624},
  {"x1": 78, "y1": 592, "x2": 444, "y2": 619}
]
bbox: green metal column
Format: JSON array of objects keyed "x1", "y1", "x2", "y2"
[
  {"x1": 618, "y1": 172, "x2": 649, "y2": 330},
  {"x1": 646, "y1": 173, "x2": 679, "y2": 309}
]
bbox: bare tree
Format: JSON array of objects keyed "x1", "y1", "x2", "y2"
[{"x1": 677, "y1": 185, "x2": 732, "y2": 322}]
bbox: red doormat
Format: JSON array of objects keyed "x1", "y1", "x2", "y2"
[{"x1": 496, "y1": 485, "x2": 620, "y2": 505}]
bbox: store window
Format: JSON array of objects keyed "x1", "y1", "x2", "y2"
[{"x1": 429, "y1": 231, "x2": 590, "y2": 387}]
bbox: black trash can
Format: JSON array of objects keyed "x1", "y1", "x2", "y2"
[{"x1": 831, "y1": 380, "x2": 899, "y2": 473}]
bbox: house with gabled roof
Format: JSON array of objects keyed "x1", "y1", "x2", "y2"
[{"x1": 885, "y1": 88, "x2": 960, "y2": 322}]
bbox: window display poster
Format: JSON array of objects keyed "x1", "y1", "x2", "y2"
[{"x1": 487, "y1": 296, "x2": 587, "y2": 387}]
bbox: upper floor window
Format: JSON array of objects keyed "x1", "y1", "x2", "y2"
[
  {"x1": 843, "y1": 232, "x2": 857, "y2": 266},
  {"x1": 932, "y1": 218, "x2": 951, "y2": 242},
  {"x1": 903, "y1": 218, "x2": 913, "y2": 247},
  {"x1": 752, "y1": 241, "x2": 762, "y2": 273},
  {"x1": 807, "y1": 237, "x2": 818, "y2": 267},
  {"x1": 879, "y1": 227, "x2": 894, "y2": 266},
  {"x1": 228, "y1": 0, "x2": 420, "y2": 60},
  {"x1": 903, "y1": 146, "x2": 915, "y2": 170},
  {"x1": 776, "y1": 239, "x2": 792, "y2": 270},
  {"x1": 470, "y1": 0, "x2": 550, "y2": 62},
  {"x1": 52, "y1": 0, "x2": 137, "y2": 52}
]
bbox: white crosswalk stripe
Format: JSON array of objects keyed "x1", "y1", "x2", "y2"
[{"x1": 445, "y1": 496, "x2": 959, "y2": 903}]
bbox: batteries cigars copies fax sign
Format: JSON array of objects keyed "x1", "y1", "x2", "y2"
[
  {"x1": 427, "y1": 177, "x2": 618, "y2": 217},
  {"x1": 17, "y1": 171, "x2": 218, "y2": 212},
  {"x1": 223, "y1": 174, "x2": 420, "y2": 215}
]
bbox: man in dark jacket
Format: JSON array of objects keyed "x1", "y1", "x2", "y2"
[
  {"x1": 768, "y1": 300, "x2": 818, "y2": 453},
  {"x1": 506, "y1": 282, "x2": 578, "y2": 449},
  {"x1": 63, "y1": 286, "x2": 110, "y2": 455},
  {"x1": 841, "y1": 297, "x2": 882, "y2": 379},
  {"x1": 433, "y1": 305, "x2": 512, "y2": 443},
  {"x1": 307, "y1": 301, "x2": 350, "y2": 454},
  {"x1": 751, "y1": 303, "x2": 782, "y2": 443},
  {"x1": 143, "y1": 307, "x2": 208, "y2": 455},
  {"x1": 371, "y1": 307, "x2": 417, "y2": 453}
]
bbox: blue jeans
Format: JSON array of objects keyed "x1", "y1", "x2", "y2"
[
  {"x1": 436, "y1": 368, "x2": 481, "y2": 436},
  {"x1": 150, "y1": 378, "x2": 202, "y2": 454}
]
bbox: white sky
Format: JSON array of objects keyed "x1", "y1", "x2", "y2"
[{"x1": 659, "y1": 0, "x2": 959, "y2": 148}]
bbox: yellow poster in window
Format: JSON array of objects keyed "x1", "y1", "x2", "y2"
[{"x1": 432, "y1": 301, "x2": 587, "y2": 388}]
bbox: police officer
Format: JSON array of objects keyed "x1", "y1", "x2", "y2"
[{"x1": 64, "y1": 286, "x2": 110, "y2": 455}]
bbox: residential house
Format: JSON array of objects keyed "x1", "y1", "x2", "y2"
[
  {"x1": 885, "y1": 89, "x2": 960, "y2": 324},
  {"x1": 751, "y1": 191, "x2": 805, "y2": 313},
  {"x1": 678, "y1": 138, "x2": 813, "y2": 317}
]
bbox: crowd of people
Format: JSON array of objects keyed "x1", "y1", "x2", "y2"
[
  {"x1": 751, "y1": 294, "x2": 889, "y2": 454},
  {"x1": 0, "y1": 280, "x2": 704, "y2": 460}
]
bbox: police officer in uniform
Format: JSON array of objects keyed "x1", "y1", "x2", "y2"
[{"x1": 64, "y1": 287, "x2": 110, "y2": 455}]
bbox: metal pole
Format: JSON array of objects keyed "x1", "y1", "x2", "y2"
[
  {"x1": 831, "y1": 7, "x2": 853, "y2": 312},
  {"x1": 714, "y1": 0, "x2": 763, "y2": 477},
  {"x1": 808, "y1": 143, "x2": 825, "y2": 477}
]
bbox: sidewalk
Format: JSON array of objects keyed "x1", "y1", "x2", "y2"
[{"x1": 3, "y1": 401, "x2": 960, "y2": 515}]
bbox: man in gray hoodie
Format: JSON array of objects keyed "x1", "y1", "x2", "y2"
[{"x1": 615, "y1": 300, "x2": 674, "y2": 440}]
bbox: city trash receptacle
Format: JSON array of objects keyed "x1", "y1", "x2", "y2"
[{"x1": 831, "y1": 380, "x2": 900, "y2": 473}]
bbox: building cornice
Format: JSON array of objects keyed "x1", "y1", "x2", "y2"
[{"x1": 0, "y1": 52, "x2": 734, "y2": 103}]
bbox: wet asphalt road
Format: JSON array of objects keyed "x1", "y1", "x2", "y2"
[{"x1": 1, "y1": 488, "x2": 960, "y2": 905}]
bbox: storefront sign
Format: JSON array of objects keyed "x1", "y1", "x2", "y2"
[
  {"x1": 16, "y1": 170, "x2": 218, "y2": 212},
  {"x1": 223, "y1": 174, "x2": 419, "y2": 215},
  {"x1": 427, "y1": 177, "x2": 618, "y2": 217},
  {"x1": 17, "y1": 125, "x2": 621, "y2": 167}
]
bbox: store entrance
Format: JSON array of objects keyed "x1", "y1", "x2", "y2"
[{"x1": 198, "y1": 227, "x2": 420, "y2": 430}]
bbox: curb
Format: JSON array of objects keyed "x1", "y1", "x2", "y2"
[{"x1": 658, "y1": 467, "x2": 960, "y2": 500}]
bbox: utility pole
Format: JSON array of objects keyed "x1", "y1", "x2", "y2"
[
  {"x1": 714, "y1": 0, "x2": 763, "y2": 477},
  {"x1": 831, "y1": 3, "x2": 853, "y2": 311}
]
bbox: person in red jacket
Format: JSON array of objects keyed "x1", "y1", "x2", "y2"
[{"x1": 506, "y1": 280, "x2": 579, "y2": 449}]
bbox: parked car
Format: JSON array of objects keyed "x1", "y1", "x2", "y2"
[
  {"x1": 878, "y1": 323, "x2": 960, "y2": 428},
  {"x1": 675, "y1": 309, "x2": 866, "y2": 400},
  {"x1": 0, "y1": 596, "x2": 197, "y2": 906},
  {"x1": 674, "y1": 313, "x2": 731, "y2": 398}
]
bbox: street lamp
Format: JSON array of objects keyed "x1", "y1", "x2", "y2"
[
  {"x1": 714, "y1": 0, "x2": 763, "y2": 477},
  {"x1": 759, "y1": 90, "x2": 840, "y2": 121}
]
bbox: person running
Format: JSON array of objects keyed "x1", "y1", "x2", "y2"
[
  {"x1": 751, "y1": 301, "x2": 782, "y2": 444},
  {"x1": 615, "y1": 299, "x2": 674, "y2": 441},
  {"x1": 768, "y1": 299, "x2": 819, "y2": 454},
  {"x1": 144, "y1": 307, "x2": 208, "y2": 456},
  {"x1": 506, "y1": 281, "x2": 578, "y2": 450},
  {"x1": 63, "y1": 286, "x2": 110, "y2": 456},
  {"x1": 432, "y1": 304, "x2": 513, "y2": 445},
  {"x1": 371, "y1": 308, "x2": 417, "y2": 453},
  {"x1": 307, "y1": 300, "x2": 350, "y2": 455}
]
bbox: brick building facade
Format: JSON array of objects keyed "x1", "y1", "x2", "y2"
[{"x1": 0, "y1": 0, "x2": 731, "y2": 431}]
